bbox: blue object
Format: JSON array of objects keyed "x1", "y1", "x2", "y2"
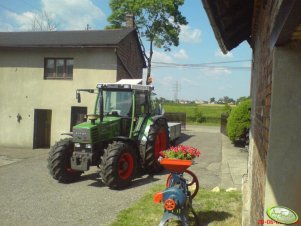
[{"x1": 157, "y1": 172, "x2": 199, "y2": 226}]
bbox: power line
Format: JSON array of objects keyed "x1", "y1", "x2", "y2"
[
  {"x1": 152, "y1": 65, "x2": 250, "y2": 69},
  {"x1": 153, "y1": 59, "x2": 251, "y2": 66},
  {"x1": 152, "y1": 65, "x2": 250, "y2": 71},
  {"x1": 152, "y1": 59, "x2": 251, "y2": 71}
]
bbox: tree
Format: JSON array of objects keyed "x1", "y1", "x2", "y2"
[
  {"x1": 217, "y1": 98, "x2": 224, "y2": 104},
  {"x1": 227, "y1": 99, "x2": 251, "y2": 142},
  {"x1": 223, "y1": 96, "x2": 235, "y2": 104},
  {"x1": 107, "y1": 0, "x2": 187, "y2": 84},
  {"x1": 210, "y1": 97, "x2": 215, "y2": 103},
  {"x1": 236, "y1": 96, "x2": 250, "y2": 104},
  {"x1": 223, "y1": 96, "x2": 230, "y2": 104},
  {"x1": 31, "y1": 11, "x2": 57, "y2": 31},
  {"x1": 223, "y1": 103, "x2": 232, "y2": 116}
]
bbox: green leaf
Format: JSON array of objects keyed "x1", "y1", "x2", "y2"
[{"x1": 107, "y1": 0, "x2": 187, "y2": 78}]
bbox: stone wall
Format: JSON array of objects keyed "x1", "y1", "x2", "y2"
[
  {"x1": 264, "y1": 46, "x2": 301, "y2": 222},
  {"x1": 247, "y1": 1, "x2": 280, "y2": 225}
]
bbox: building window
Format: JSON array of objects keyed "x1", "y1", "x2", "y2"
[
  {"x1": 44, "y1": 58, "x2": 73, "y2": 79},
  {"x1": 70, "y1": 106, "x2": 87, "y2": 131}
]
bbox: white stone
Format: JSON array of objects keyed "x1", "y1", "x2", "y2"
[
  {"x1": 226, "y1": 187, "x2": 237, "y2": 192},
  {"x1": 211, "y1": 186, "x2": 220, "y2": 192}
]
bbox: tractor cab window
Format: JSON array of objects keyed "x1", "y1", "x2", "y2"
[
  {"x1": 150, "y1": 93, "x2": 164, "y2": 115},
  {"x1": 135, "y1": 93, "x2": 147, "y2": 115},
  {"x1": 101, "y1": 90, "x2": 132, "y2": 117}
]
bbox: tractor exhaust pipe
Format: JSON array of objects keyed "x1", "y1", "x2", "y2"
[{"x1": 99, "y1": 89, "x2": 104, "y2": 122}]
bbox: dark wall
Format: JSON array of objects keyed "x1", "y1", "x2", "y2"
[{"x1": 116, "y1": 31, "x2": 145, "y2": 80}]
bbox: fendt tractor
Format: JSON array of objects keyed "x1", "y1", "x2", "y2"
[{"x1": 47, "y1": 79, "x2": 181, "y2": 189}]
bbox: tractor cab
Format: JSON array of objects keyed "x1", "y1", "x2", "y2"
[{"x1": 94, "y1": 79, "x2": 155, "y2": 138}]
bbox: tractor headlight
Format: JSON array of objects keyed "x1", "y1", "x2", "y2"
[
  {"x1": 85, "y1": 144, "x2": 92, "y2": 149},
  {"x1": 74, "y1": 143, "x2": 81, "y2": 148}
]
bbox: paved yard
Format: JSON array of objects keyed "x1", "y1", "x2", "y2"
[{"x1": 0, "y1": 126, "x2": 247, "y2": 226}]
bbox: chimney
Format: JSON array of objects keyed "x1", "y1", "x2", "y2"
[{"x1": 125, "y1": 14, "x2": 135, "y2": 28}]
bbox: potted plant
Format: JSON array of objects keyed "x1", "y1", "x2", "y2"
[{"x1": 159, "y1": 145, "x2": 201, "y2": 173}]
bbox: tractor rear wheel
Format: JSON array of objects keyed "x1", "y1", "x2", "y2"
[
  {"x1": 47, "y1": 138, "x2": 82, "y2": 183},
  {"x1": 100, "y1": 141, "x2": 137, "y2": 189},
  {"x1": 143, "y1": 118, "x2": 169, "y2": 173}
]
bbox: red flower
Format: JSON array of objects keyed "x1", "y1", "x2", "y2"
[{"x1": 161, "y1": 145, "x2": 201, "y2": 160}]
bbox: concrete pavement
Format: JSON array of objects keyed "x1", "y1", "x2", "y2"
[
  {"x1": 0, "y1": 125, "x2": 248, "y2": 225},
  {"x1": 178, "y1": 125, "x2": 248, "y2": 190},
  {"x1": 220, "y1": 134, "x2": 248, "y2": 190}
]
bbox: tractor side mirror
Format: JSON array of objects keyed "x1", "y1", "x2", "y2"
[{"x1": 76, "y1": 91, "x2": 81, "y2": 103}]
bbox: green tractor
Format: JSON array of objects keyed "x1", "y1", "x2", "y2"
[{"x1": 47, "y1": 79, "x2": 170, "y2": 189}]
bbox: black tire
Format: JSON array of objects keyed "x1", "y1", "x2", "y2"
[
  {"x1": 143, "y1": 118, "x2": 169, "y2": 173},
  {"x1": 100, "y1": 141, "x2": 137, "y2": 189},
  {"x1": 47, "y1": 138, "x2": 82, "y2": 183}
]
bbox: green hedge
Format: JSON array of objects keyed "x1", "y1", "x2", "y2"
[
  {"x1": 187, "y1": 116, "x2": 220, "y2": 124},
  {"x1": 226, "y1": 99, "x2": 251, "y2": 142}
]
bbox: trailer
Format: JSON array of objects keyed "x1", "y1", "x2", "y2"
[{"x1": 168, "y1": 122, "x2": 182, "y2": 143}]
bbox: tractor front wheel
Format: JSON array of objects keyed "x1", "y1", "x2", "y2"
[
  {"x1": 100, "y1": 141, "x2": 137, "y2": 189},
  {"x1": 47, "y1": 138, "x2": 82, "y2": 183}
]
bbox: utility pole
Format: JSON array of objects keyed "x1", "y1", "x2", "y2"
[
  {"x1": 85, "y1": 24, "x2": 91, "y2": 30},
  {"x1": 172, "y1": 81, "x2": 181, "y2": 103}
]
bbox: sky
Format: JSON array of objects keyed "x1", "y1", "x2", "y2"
[{"x1": 0, "y1": 0, "x2": 252, "y2": 101}]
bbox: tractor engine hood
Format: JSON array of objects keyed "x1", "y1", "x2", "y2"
[{"x1": 72, "y1": 117, "x2": 121, "y2": 144}]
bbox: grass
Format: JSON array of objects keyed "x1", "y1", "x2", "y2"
[
  {"x1": 163, "y1": 103, "x2": 226, "y2": 118},
  {"x1": 163, "y1": 103, "x2": 231, "y2": 126},
  {"x1": 110, "y1": 184, "x2": 242, "y2": 226}
]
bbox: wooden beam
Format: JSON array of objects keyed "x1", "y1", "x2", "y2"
[{"x1": 271, "y1": 0, "x2": 301, "y2": 48}]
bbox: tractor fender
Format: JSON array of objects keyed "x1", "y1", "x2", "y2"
[
  {"x1": 139, "y1": 116, "x2": 167, "y2": 143},
  {"x1": 112, "y1": 136, "x2": 139, "y2": 153},
  {"x1": 151, "y1": 115, "x2": 167, "y2": 124}
]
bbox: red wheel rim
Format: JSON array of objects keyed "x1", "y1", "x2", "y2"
[
  {"x1": 184, "y1": 170, "x2": 199, "y2": 198},
  {"x1": 165, "y1": 170, "x2": 199, "y2": 199},
  {"x1": 164, "y1": 199, "x2": 176, "y2": 211},
  {"x1": 155, "y1": 129, "x2": 167, "y2": 159},
  {"x1": 118, "y1": 153, "x2": 134, "y2": 180},
  {"x1": 166, "y1": 173, "x2": 172, "y2": 187}
]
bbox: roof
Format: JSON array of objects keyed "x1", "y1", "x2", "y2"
[
  {"x1": 115, "y1": 79, "x2": 143, "y2": 85},
  {"x1": 0, "y1": 28, "x2": 135, "y2": 47},
  {"x1": 202, "y1": 0, "x2": 254, "y2": 53},
  {"x1": 97, "y1": 79, "x2": 153, "y2": 91}
]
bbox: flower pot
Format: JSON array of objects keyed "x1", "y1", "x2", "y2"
[{"x1": 160, "y1": 158, "x2": 192, "y2": 173}]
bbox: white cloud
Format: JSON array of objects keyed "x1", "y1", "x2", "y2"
[
  {"x1": 181, "y1": 78, "x2": 200, "y2": 87},
  {"x1": 154, "y1": 75, "x2": 174, "y2": 86},
  {"x1": 202, "y1": 67, "x2": 232, "y2": 75},
  {"x1": 152, "y1": 50, "x2": 174, "y2": 63},
  {"x1": 0, "y1": 0, "x2": 105, "y2": 31},
  {"x1": 172, "y1": 49, "x2": 188, "y2": 60},
  {"x1": 180, "y1": 25, "x2": 201, "y2": 43},
  {"x1": 152, "y1": 49, "x2": 189, "y2": 64},
  {"x1": 242, "y1": 62, "x2": 251, "y2": 68},
  {"x1": 4, "y1": 11, "x2": 35, "y2": 31},
  {"x1": 215, "y1": 49, "x2": 233, "y2": 58},
  {"x1": 201, "y1": 67, "x2": 232, "y2": 80},
  {"x1": 41, "y1": 0, "x2": 105, "y2": 30},
  {"x1": 218, "y1": 84, "x2": 233, "y2": 91}
]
